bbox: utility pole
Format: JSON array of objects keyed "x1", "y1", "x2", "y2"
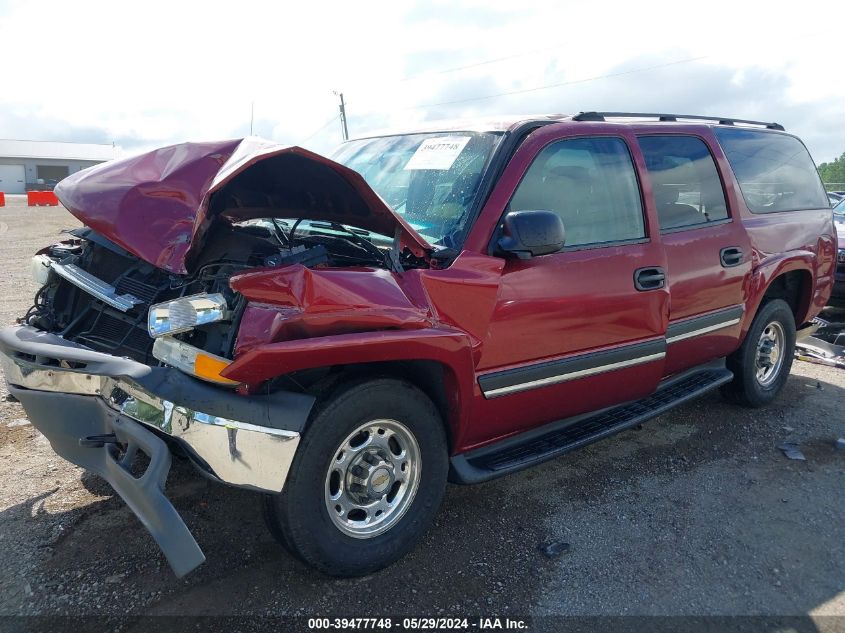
[{"x1": 335, "y1": 91, "x2": 349, "y2": 141}]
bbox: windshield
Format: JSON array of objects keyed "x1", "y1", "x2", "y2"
[
  {"x1": 834, "y1": 198, "x2": 845, "y2": 215},
  {"x1": 331, "y1": 132, "x2": 502, "y2": 248}
]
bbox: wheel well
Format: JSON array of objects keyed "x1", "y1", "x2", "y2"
[
  {"x1": 761, "y1": 269, "x2": 812, "y2": 325},
  {"x1": 292, "y1": 361, "x2": 457, "y2": 451}
]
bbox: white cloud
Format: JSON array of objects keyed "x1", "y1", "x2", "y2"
[{"x1": 0, "y1": 0, "x2": 843, "y2": 161}]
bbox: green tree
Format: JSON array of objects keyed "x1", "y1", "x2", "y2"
[{"x1": 818, "y1": 152, "x2": 845, "y2": 188}]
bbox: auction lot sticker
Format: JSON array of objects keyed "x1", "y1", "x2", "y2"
[{"x1": 404, "y1": 136, "x2": 471, "y2": 170}]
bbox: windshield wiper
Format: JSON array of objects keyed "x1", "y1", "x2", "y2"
[
  {"x1": 310, "y1": 221, "x2": 372, "y2": 238},
  {"x1": 270, "y1": 219, "x2": 290, "y2": 247},
  {"x1": 302, "y1": 220, "x2": 401, "y2": 272}
]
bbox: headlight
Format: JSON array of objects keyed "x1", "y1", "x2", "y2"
[
  {"x1": 31, "y1": 254, "x2": 53, "y2": 285},
  {"x1": 152, "y1": 337, "x2": 238, "y2": 385},
  {"x1": 838, "y1": 249, "x2": 845, "y2": 264},
  {"x1": 147, "y1": 292, "x2": 229, "y2": 338}
]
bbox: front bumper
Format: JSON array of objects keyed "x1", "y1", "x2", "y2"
[{"x1": 0, "y1": 325, "x2": 315, "y2": 576}]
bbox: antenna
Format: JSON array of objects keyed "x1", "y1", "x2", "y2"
[{"x1": 333, "y1": 91, "x2": 349, "y2": 141}]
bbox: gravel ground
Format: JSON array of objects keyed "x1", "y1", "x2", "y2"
[{"x1": 1, "y1": 196, "x2": 844, "y2": 627}]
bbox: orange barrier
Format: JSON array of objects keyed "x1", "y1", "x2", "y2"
[
  {"x1": 0, "y1": 192, "x2": 5, "y2": 207},
  {"x1": 27, "y1": 191, "x2": 59, "y2": 206}
]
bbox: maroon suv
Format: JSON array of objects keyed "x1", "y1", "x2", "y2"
[{"x1": 0, "y1": 112, "x2": 836, "y2": 577}]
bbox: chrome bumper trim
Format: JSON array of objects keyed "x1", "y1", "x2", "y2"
[
  {"x1": 51, "y1": 262, "x2": 143, "y2": 312},
  {"x1": 1, "y1": 348, "x2": 299, "y2": 493}
]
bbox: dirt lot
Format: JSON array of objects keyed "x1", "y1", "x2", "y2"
[{"x1": 1, "y1": 197, "x2": 844, "y2": 627}]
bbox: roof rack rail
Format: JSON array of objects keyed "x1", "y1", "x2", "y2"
[{"x1": 572, "y1": 112, "x2": 785, "y2": 131}]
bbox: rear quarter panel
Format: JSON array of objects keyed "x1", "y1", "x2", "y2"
[{"x1": 740, "y1": 208, "x2": 835, "y2": 335}]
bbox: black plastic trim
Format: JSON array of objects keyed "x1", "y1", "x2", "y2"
[
  {"x1": 8, "y1": 386, "x2": 205, "y2": 577},
  {"x1": 666, "y1": 305, "x2": 744, "y2": 342},
  {"x1": 660, "y1": 218, "x2": 732, "y2": 235},
  {"x1": 133, "y1": 368, "x2": 314, "y2": 433},
  {"x1": 477, "y1": 338, "x2": 665, "y2": 396},
  {"x1": 560, "y1": 236, "x2": 650, "y2": 253}
]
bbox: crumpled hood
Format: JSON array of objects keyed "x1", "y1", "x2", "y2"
[{"x1": 55, "y1": 137, "x2": 431, "y2": 274}]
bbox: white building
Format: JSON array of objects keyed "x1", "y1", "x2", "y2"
[{"x1": 0, "y1": 139, "x2": 116, "y2": 193}]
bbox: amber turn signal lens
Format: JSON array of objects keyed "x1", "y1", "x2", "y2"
[{"x1": 194, "y1": 353, "x2": 238, "y2": 385}]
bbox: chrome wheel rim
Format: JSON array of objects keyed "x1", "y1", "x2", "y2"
[
  {"x1": 755, "y1": 321, "x2": 786, "y2": 387},
  {"x1": 324, "y1": 419, "x2": 421, "y2": 539}
]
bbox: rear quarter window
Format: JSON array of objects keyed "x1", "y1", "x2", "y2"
[{"x1": 714, "y1": 128, "x2": 828, "y2": 213}]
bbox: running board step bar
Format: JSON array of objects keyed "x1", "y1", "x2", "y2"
[{"x1": 450, "y1": 365, "x2": 733, "y2": 484}]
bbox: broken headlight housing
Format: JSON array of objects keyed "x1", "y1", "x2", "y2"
[{"x1": 147, "y1": 292, "x2": 229, "y2": 338}]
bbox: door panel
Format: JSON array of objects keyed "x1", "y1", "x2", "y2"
[
  {"x1": 462, "y1": 128, "x2": 669, "y2": 448},
  {"x1": 660, "y1": 226, "x2": 750, "y2": 375},
  {"x1": 636, "y1": 134, "x2": 751, "y2": 376},
  {"x1": 660, "y1": 222, "x2": 750, "y2": 318},
  {"x1": 466, "y1": 241, "x2": 669, "y2": 447},
  {"x1": 477, "y1": 243, "x2": 668, "y2": 370}
]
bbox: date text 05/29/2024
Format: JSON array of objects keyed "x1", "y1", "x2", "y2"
[{"x1": 307, "y1": 617, "x2": 529, "y2": 630}]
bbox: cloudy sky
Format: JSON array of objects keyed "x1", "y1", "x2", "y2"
[{"x1": 1, "y1": 0, "x2": 843, "y2": 163}]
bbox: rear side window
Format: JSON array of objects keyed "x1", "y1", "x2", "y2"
[
  {"x1": 510, "y1": 137, "x2": 645, "y2": 247},
  {"x1": 638, "y1": 136, "x2": 729, "y2": 231},
  {"x1": 714, "y1": 128, "x2": 828, "y2": 213}
]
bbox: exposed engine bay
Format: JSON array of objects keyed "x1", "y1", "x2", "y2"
[{"x1": 23, "y1": 219, "x2": 403, "y2": 366}]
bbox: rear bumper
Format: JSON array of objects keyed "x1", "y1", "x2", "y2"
[{"x1": 0, "y1": 325, "x2": 316, "y2": 576}]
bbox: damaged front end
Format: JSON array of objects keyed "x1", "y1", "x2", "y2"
[
  {"x1": 26, "y1": 139, "x2": 435, "y2": 376},
  {"x1": 2, "y1": 138, "x2": 447, "y2": 576}
]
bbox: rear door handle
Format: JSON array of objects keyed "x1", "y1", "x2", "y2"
[
  {"x1": 720, "y1": 247, "x2": 743, "y2": 268},
  {"x1": 634, "y1": 267, "x2": 666, "y2": 291}
]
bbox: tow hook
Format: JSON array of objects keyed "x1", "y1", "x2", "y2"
[{"x1": 79, "y1": 433, "x2": 119, "y2": 448}]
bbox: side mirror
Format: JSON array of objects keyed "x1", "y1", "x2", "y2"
[{"x1": 497, "y1": 209, "x2": 565, "y2": 259}]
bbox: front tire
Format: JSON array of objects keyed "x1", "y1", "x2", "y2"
[
  {"x1": 721, "y1": 299, "x2": 796, "y2": 407},
  {"x1": 264, "y1": 378, "x2": 448, "y2": 576}
]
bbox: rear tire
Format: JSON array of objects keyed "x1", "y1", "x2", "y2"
[
  {"x1": 721, "y1": 299, "x2": 795, "y2": 407},
  {"x1": 264, "y1": 378, "x2": 448, "y2": 576}
]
